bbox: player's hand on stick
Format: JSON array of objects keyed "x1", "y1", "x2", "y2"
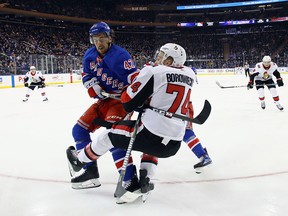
[
  {"x1": 277, "y1": 78, "x2": 284, "y2": 87},
  {"x1": 84, "y1": 77, "x2": 107, "y2": 99},
  {"x1": 24, "y1": 82, "x2": 29, "y2": 87}
]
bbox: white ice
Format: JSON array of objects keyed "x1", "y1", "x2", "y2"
[{"x1": 0, "y1": 74, "x2": 287, "y2": 216}]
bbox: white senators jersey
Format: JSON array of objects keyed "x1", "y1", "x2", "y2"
[
  {"x1": 24, "y1": 71, "x2": 45, "y2": 84},
  {"x1": 251, "y1": 62, "x2": 278, "y2": 81},
  {"x1": 122, "y1": 65, "x2": 196, "y2": 141}
]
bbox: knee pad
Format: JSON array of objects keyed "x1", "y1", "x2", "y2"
[{"x1": 72, "y1": 123, "x2": 91, "y2": 150}]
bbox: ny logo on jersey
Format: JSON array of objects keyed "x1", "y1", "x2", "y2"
[{"x1": 124, "y1": 59, "x2": 135, "y2": 70}]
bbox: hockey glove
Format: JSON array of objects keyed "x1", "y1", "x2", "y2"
[
  {"x1": 277, "y1": 78, "x2": 284, "y2": 87},
  {"x1": 84, "y1": 77, "x2": 107, "y2": 99},
  {"x1": 247, "y1": 81, "x2": 253, "y2": 90},
  {"x1": 24, "y1": 82, "x2": 29, "y2": 87},
  {"x1": 40, "y1": 82, "x2": 46, "y2": 88}
]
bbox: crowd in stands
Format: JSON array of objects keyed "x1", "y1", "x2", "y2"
[
  {"x1": 1, "y1": 21, "x2": 287, "y2": 75},
  {"x1": 1, "y1": 0, "x2": 288, "y2": 74},
  {"x1": 2, "y1": 0, "x2": 287, "y2": 23}
]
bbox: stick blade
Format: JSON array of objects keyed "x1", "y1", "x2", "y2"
[
  {"x1": 192, "y1": 100, "x2": 212, "y2": 125},
  {"x1": 215, "y1": 81, "x2": 224, "y2": 88}
]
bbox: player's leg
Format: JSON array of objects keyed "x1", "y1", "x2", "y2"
[
  {"x1": 139, "y1": 154, "x2": 158, "y2": 193},
  {"x1": 104, "y1": 99, "x2": 137, "y2": 187},
  {"x1": 69, "y1": 102, "x2": 103, "y2": 189},
  {"x1": 266, "y1": 79, "x2": 284, "y2": 110},
  {"x1": 183, "y1": 129, "x2": 212, "y2": 173},
  {"x1": 38, "y1": 85, "x2": 48, "y2": 101},
  {"x1": 22, "y1": 85, "x2": 34, "y2": 102},
  {"x1": 74, "y1": 129, "x2": 139, "y2": 193},
  {"x1": 255, "y1": 80, "x2": 265, "y2": 109},
  {"x1": 68, "y1": 129, "x2": 114, "y2": 183}
]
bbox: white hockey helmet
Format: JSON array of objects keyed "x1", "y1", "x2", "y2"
[
  {"x1": 30, "y1": 66, "x2": 36, "y2": 70},
  {"x1": 159, "y1": 43, "x2": 186, "y2": 67},
  {"x1": 262, "y1": 55, "x2": 271, "y2": 67}
]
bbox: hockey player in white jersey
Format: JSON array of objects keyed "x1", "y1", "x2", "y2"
[
  {"x1": 143, "y1": 62, "x2": 211, "y2": 174},
  {"x1": 67, "y1": 43, "x2": 200, "y2": 203},
  {"x1": 247, "y1": 56, "x2": 284, "y2": 110},
  {"x1": 22, "y1": 66, "x2": 48, "y2": 102}
]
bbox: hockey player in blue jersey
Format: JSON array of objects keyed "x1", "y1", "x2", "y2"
[
  {"x1": 67, "y1": 21, "x2": 144, "y2": 190},
  {"x1": 66, "y1": 43, "x2": 212, "y2": 203},
  {"x1": 191, "y1": 66, "x2": 198, "y2": 84}
]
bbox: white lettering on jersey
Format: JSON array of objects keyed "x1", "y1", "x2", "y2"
[{"x1": 129, "y1": 65, "x2": 196, "y2": 140}]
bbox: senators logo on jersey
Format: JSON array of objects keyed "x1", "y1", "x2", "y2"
[{"x1": 263, "y1": 72, "x2": 270, "y2": 80}]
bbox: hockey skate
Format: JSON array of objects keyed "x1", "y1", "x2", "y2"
[
  {"x1": 194, "y1": 148, "x2": 212, "y2": 174},
  {"x1": 139, "y1": 169, "x2": 154, "y2": 202},
  {"x1": 71, "y1": 162, "x2": 101, "y2": 189},
  {"x1": 66, "y1": 146, "x2": 83, "y2": 173},
  {"x1": 275, "y1": 101, "x2": 284, "y2": 111},
  {"x1": 43, "y1": 98, "x2": 48, "y2": 102},
  {"x1": 261, "y1": 101, "x2": 265, "y2": 109},
  {"x1": 139, "y1": 169, "x2": 154, "y2": 194},
  {"x1": 116, "y1": 166, "x2": 140, "y2": 204},
  {"x1": 116, "y1": 169, "x2": 153, "y2": 204},
  {"x1": 22, "y1": 98, "x2": 28, "y2": 102}
]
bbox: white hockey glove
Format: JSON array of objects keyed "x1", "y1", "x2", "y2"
[{"x1": 83, "y1": 77, "x2": 107, "y2": 99}]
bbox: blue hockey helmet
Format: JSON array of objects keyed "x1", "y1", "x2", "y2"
[{"x1": 89, "y1": 22, "x2": 110, "y2": 37}]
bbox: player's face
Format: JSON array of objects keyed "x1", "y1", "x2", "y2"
[
  {"x1": 155, "y1": 51, "x2": 164, "y2": 65},
  {"x1": 155, "y1": 51, "x2": 172, "y2": 66},
  {"x1": 92, "y1": 33, "x2": 111, "y2": 56},
  {"x1": 263, "y1": 61, "x2": 271, "y2": 67},
  {"x1": 30, "y1": 69, "x2": 36, "y2": 75}
]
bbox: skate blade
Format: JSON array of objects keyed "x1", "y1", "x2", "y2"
[
  {"x1": 195, "y1": 163, "x2": 212, "y2": 174},
  {"x1": 67, "y1": 161, "x2": 76, "y2": 177},
  {"x1": 72, "y1": 179, "x2": 101, "y2": 189},
  {"x1": 141, "y1": 191, "x2": 151, "y2": 203},
  {"x1": 276, "y1": 106, "x2": 284, "y2": 111},
  {"x1": 116, "y1": 189, "x2": 142, "y2": 204}
]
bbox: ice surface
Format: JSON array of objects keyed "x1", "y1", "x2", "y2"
[{"x1": 0, "y1": 74, "x2": 287, "y2": 216}]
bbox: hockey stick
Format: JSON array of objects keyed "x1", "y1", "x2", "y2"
[
  {"x1": 101, "y1": 92, "x2": 212, "y2": 125},
  {"x1": 216, "y1": 81, "x2": 247, "y2": 89},
  {"x1": 114, "y1": 110, "x2": 142, "y2": 200},
  {"x1": 216, "y1": 81, "x2": 278, "y2": 89},
  {"x1": 27, "y1": 84, "x2": 64, "y2": 87},
  {"x1": 47, "y1": 84, "x2": 64, "y2": 87},
  {"x1": 149, "y1": 100, "x2": 211, "y2": 125}
]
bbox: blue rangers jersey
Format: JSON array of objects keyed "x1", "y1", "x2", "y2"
[{"x1": 82, "y1": 44, "x2": 138, "y2": 94}]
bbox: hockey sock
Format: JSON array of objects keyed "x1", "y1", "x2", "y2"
[
  {"x1": 72, "y1": 124, "x2": 94, "y2": 169},
  {"x1": 140, "y1": 154, "x2": 158, "y2": 179},
  {"x1": 110, "y1": 147, "x2": 135, "y2": 182},
  {"x1": 184, "y1": 129, "x2": 206, "y2": 158}
]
